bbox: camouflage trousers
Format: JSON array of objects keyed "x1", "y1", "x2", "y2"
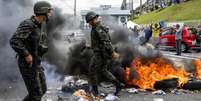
[
  {"x1": 18, "y1": 57, "x2": 47, "y2": 101},
  {"x1": 88, "y1": 53, "x2": 117, "y2": 85}
]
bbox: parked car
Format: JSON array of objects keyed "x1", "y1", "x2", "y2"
[{"x1": 159, "y1": 27, "x2": 200, "y2": 51}]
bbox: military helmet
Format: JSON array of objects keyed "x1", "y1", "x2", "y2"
[
  {"x1": 34, "y1": 1, "x2": 52, "y2": 15},
  {"x1": 85, "y1": 11, "x2": 99, "y2": 23}
]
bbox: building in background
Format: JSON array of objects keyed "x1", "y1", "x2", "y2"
[{"x1": 80, "y1": 5, "x2": 131, "y2": 29}]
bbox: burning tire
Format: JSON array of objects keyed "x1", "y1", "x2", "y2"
[
  {"x1": 154, "y1": 78, "x2": 178, "y2": 91},
  {"x1": 182, "y1": 80, "x2": 201, "y2": 90}
]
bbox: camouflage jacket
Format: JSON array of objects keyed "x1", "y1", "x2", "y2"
[
  {"x1": 10, "y1": 16, "x2": 48, "y2": 59},
  {"x1": 91, "y1": 22, "x2": 113, "y2": 59}
]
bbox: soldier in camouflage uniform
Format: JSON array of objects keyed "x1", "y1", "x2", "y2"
[
  {"x1": 10, "y1": 1, "x2": 53, "y2": 101},
  {"x1": 85, "y1": 11, "x2": 125, "y2": 96}
]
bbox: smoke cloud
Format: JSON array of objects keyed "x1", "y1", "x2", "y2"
[
  {"x1": 0, "y1": 0, "x2": 74, "y2": 100},
  {"x1": 0, "y1": 0, "x2": 34, "y2": 99},
  {"x1": 62, "y1": 16, "x2": 162, "y2": 76},
  {"x1": 0, "y1": 0, "x2": 179, "y2": 100}
]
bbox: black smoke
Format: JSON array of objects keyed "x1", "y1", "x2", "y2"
[
  {"x1": 0, "y1": 0, "x2": 33, "y2": 79},
  {"x1": 63, "y1": 24, "x2": 161, "y2": 76},
  {"x1": 44, "y1": 7, "x2": 84, "y2": 75},
  {"x1": 45, "y1": 7, "x2": 67, "y2": 72},
  {"x1": 0, "y1": 0, "x2": 34, "y2": 99},
  {"x1": 65, "y1": 41, "x2": 93, "y2": 75}
]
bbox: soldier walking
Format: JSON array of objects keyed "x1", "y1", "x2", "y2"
[
  {"x1": 10, "y1": 1, "x2": 53, "y2": 101},
  {"x1": 85, "y1": 11, "x2": 125, "y2": 97}
]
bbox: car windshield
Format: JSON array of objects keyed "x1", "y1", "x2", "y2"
[{"x1": 161, "y1": 28, "x2": 175, "y2": 35}]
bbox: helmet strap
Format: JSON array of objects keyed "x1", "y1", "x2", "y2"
[{"x1": 45, "y1": 14, "x2": 49, "y2": 22}]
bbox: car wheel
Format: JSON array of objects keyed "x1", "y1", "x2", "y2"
[{"x1": 181, "y1": 43, "x2": 188, "y2": 52}]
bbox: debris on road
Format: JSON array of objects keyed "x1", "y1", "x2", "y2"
[
  {"x1": 153, "y1": 98, "x2": 164, "y2": 101},
  {"x1": 76, "y1": 79, "x2": 88, "y2": 86},
  {"x1": 99, "y1": 82, "x2": 116, "y2": 94},
  {"x1": 73, "y1": 89, "x2": 91, "y2": 101},
  {"x1": 104, "y1": 94, "x2": 120, "y2": 101},
  {"x1": 126, "y1": 88, "x2": 139, "y2": 94},
  {"x1": 62, "y1": 76, "x2": 89, "y2": 93},
  {"x1": 72, "y1": 89, "x2": 120, "y2": 101},
  {"x1": 45, "y1": 99, "x2": 53, "y2": 101},
  {"x1": 152, "y1": 90, "x2": 166, "y2": 95}
]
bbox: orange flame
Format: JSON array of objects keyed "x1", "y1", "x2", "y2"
[
  {"x1": 124, "y1": 57, "x2": 190, "y2": 90},
  {"x1": 73, "y1": 89, "x2": 91, "y2": 101},
  {"x1": 192, "y1": 59, "x2": 201, "y2": 79}
]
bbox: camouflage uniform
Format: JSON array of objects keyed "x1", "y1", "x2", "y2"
[
  {"x1": 89, "y1": 22, "x2": 118, "y2": 89},
  {"x1": 10, "y1": 16, "x2": 48, "y2": 101}
]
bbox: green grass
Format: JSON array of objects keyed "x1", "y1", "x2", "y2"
[{"x1": 133, "y1": 0, "x2": 201, "y2": 24}]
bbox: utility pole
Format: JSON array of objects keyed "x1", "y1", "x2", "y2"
[
  {"x1": 121, "y1": 0, "x2": 127, "y2": 10},
  {"x1": 131, "y1": 0, "x2": 133, "y2": 11},
  {"x1": 140, "y1": 0, "x2": 142, "y2": 14},
  {"x1": 74, "y1": 0, "x2": 76, "y2": 16},
  {"x1": 73, "y1": 0, "x2": 77, "y2": 28}
]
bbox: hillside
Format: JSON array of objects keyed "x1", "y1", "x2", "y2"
[{"x1": 133, "y1": 0, "x2": 201, "y2": 24}]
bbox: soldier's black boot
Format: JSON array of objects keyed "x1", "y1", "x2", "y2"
[
  {"x1": 90, "y1": 85, "x2": 102, "y2": 100},
  {"x1": 91, "y1": 85, "x2": 99, "y2": 96},
  {"x1": 114, "y1": 81, "x2": 125, "y2": 96}
]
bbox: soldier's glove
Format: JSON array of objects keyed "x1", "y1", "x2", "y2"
[
  {"x1": 85, "y1": 44, "x2": 91, "y2": 49},
  {"x1": 81, "y1": 44, "x2": 91, "y2": 52},
  {"x1": 112, "y1": 52, "x2": 120, "y2": 61},
  {"x1": 25, "y1": 54, "x2": 33, "y2": 67}
]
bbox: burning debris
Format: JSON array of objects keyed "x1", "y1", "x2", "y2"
[
  {"x1": 182, "y1": 80, "x2": 201, "y2": 91},
  {"x1": 192, "y1": 59, "x2": 201, "y2": 79},
  {"x1": 55, "y1": 38, "x2": 201, "y2": 101},
  {"x1": 124, "y1": 57, "x2": 189, "y2": 90},
  {"x1": 45, "y1": 64, "x2": 201, "y2": 101},
  {"x1": 72, "y1": 89, "x2": 91, "y2": 101},
  {"x1": 123, "y1": 56, "x2": 201, "y2": 93},
  {"x1": 154, "y1": 78, "x2": 178, "y2": 91}
]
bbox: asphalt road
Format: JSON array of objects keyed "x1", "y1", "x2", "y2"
[
  {"x1": 1, "y1": 50, "x2": 201, "y2": 101},
  {"x1": 44, "y1": 50, "x2": 201, "y2": 101},
  {"x1": 41, "y1": 50, "x2": 201, "y2": 101}
]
